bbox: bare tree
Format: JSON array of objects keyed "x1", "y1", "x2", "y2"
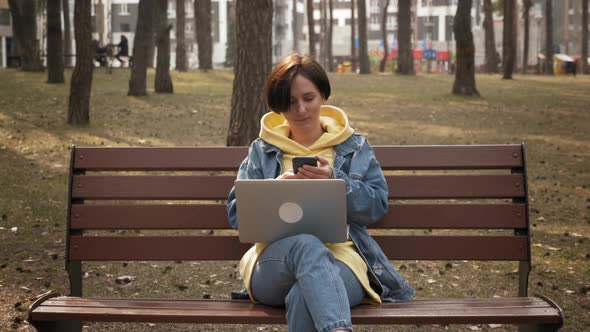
[
  {"x1": 545, "y1": 0, "x2": 554, "y2": 75},
  {"x1": 227, "y1": 0, "x2": 272, "y2": 146},
  {"x1": 379, "y1": 0, "x2": 390, "y2": 72},
  {"x1": 522, "y1": 0, "x2": 532, "y2": 74},
  {"x1": 306, "y1": 0, "x2": 316, "y2": 58},
  {"x1": 195, "y1": 0, "x2": 213, "y2": 70},
  {"x1": 452, "y1": 0, "x2": 479, "y2": 96},
  {"x1": 357, "y1": 0, "x2": 370, "y2": 73},
  {"x1": 129, "y1": 0, "x2": 155, "y2": 96},
  {"x1": 67, "y1": 0, "x2": 93, "y2": 126},
  {"x1": 176, "y1": 0, "x2": 188, "y2": 71},
  {"x1": 62, "y1": 0, "x2": 72, "y2": 67},
  {"x1": 292, "y1": 0, "x2": 298, "y2": 51},
  {"x1": 397, "y1": 0, "x2": 414, "y2": 75},
  {"x1": 483, "y1": 0, "x2": 499, "y2": 73},
  {"x1": 47, "y1": 0, "x2": 64, "y2": 83},
  {"x1": 155, "y1": 0, "x2": 173, "y2": 93},
  {"x1": 8, "y1": 0, "x2": 43, "y2": 71},
  {"x1": 224, "y1": 1, "x2": 236, "y2": 67},
  {"x1": 502, "y1": 0, "x2": 517, "y2": 79},
  {"x1": 350, "y1": 0, "x2": 356, "y2": 71},
  {"x1": 582, "y1": 0, "x2": 588, "y2": 74},
  {"x1": 327, "y1": 0, "x2": 333, "y2": 71}
]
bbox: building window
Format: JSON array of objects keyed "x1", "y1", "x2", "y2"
[
  {"x1": 0, "y1": 9, "x2": 10, "y2": 25},
  {"x1": 119, "y1": 4, "x2": 130, "y2": 15},
  {"x1": 386, "y1": 15, "x2": 397, "y2": 30},
  {"x1": 185, "y1": 23, "x2": 193, "y2": 33},
  {"x1": 120, "y1": 23, "x2": 131, "y2": 32}
]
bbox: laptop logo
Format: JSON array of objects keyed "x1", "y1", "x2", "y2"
[{"x1": 278, "y1": 202, "x2": 303, "y2": 224}]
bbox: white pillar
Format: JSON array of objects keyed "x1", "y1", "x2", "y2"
[
  {"x1": 218, "y1": 0, "x2": 227, "y2": 64},
  {"x1": 438, "y1": 14, "x2": 445, "y2": 42}
]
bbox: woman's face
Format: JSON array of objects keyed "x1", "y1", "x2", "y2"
[{"x1": 282, "y1": 74, "x2": 325, "y2": 133}]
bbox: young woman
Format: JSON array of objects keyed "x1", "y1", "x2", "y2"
[{"x1": 227, "y1": 53, "x2": 413, "y2": 332}]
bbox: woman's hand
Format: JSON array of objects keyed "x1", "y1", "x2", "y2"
[{"x1": 295, "y1": 156, "x2": 333, "y2": 179}]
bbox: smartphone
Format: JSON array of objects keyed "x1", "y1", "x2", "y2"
[{"x1": 293, "y1": 156, "x2": 318, "y2": 174}]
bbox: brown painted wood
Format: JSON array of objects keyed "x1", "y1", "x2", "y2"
[
  {"x1": 375, "y1": 203, "x2": 527, "y2": 229},
  {"x1": 68, "y1": 235, "x2": 528, "y2": 261},
  {"x1": 386, "y1": 174, "x2": 525, "y2": 199},
  {"x1": 70, "y1": 204, "x2": 230, "y2": 230},
  {"x1": 71, "y1": 176, "x2": 235, "y2": 200},
  {"x1": 30, "y1": 296, "x2": 562, "y2": 325},
  {"x1": 71, "y1": 174, "x2": 524, "y2": 200},
  {"x1": 70, "y1": 203, "x2": 527, "y2": 230},
  {"x1": 41, "y1": 297, "x2": 551, "y2": 308},
  {"x1": 72, "y1": 145, "x2": 523, "y2": 171},
  {"x1": 74, "y1": 147, "x2": 248, "y2": 171},
  {"x1": 375, "y1": 145, "x2": 523, "y2": 170}
]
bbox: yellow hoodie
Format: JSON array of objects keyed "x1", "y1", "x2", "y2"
[
  {"x1": 259, "y1": 105, "x2": 355, "y2": 172},
  {"x1": 239, "y1": 105, "x2": 382, "y2": 305}
]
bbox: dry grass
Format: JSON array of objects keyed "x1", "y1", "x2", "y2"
[{"x1": 0, "y1": 68, "x2": 588, "y2": 331}]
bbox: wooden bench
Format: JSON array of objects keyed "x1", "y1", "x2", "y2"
[{"x1": 27, "y1": 144, "x2": 564, "y2": 331}]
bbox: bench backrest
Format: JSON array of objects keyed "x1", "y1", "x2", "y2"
[{"x1": 66, "y1": 145, "x2": 531, "y2": 297}]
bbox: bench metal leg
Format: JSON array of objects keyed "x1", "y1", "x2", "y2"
[{"x1": 30, "y1": 320, "x2": 82, "y2": 332}]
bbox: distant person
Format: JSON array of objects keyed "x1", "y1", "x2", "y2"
[
  {"x1": 93, "y1": 40, "x2": 107, "y2": 67},
  {"x1": 115, "y1": 35, "x2": 129, "y2": 66}
]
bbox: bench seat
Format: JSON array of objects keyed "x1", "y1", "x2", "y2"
[{"x1": 30, "y1": 293, "x2": 562, "y2": 326}]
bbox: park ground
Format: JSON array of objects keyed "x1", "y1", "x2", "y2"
[{"x1": 0, "y1": 68, "x2": 588, "y2": 331}]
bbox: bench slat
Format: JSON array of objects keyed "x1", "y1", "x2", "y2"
[
  {"x1": 70, "y1": 203, "x2": 526, "y2": 230},
  {"x1": 72, "y1": 145, "x2": 523, "y2": 171},
  {"x1": 30, "y1": 296, "x2": 562, "y2": 325},
  {"x1": 74, "y1": 147, "x2": 247, "y2": 171},
  {"x1": 39, "y1": 296, "x2": 553, "y2": 309},
  {"x1": 69, "y1": 235, "x2": 528, "y2": 261},
  {"x1": 71, "y1": 174, "x2": 524, "y2": 200}
]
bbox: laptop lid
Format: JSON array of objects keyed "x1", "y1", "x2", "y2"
[{"x1": 234, "y1": 179, "x2": 348, "y2": 243}]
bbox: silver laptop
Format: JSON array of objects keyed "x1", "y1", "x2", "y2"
[{"x1": 234, "y1": 179, "x2": 348, "y2": 243}]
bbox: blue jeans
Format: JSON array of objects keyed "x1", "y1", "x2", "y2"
[{"x1": 250, "y1": 234, "x2": 366, "y2": 332}]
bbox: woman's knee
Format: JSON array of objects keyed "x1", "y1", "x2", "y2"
[{"x1": 288, "y1": 233, "x2": 326, "y2": 253}]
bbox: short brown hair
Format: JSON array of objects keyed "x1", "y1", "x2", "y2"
[{"x1": 264, "y1": 53, "x2": 331, "y2": 113}]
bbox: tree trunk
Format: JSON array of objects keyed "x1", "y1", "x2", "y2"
[
  {"x1": 327, "y1": 0, "x2": 333, "y2": 71},
  {"x1": 452, "y1": 0, "x2": 479, "y2": 96},
  {"x1": 483, "y1": 0, "x2": 499, "y2": 73},
  {"x1": 67, "y1": 0, "x2": 93, "y2": 126},
  {"x1": 502, "y1": 0, "x2": 517, "y2": 79},
  {"x1": 292, "y1": 0, "x2": 298, "y2": 51},
  {"x1": 62, "y1": 0, "x2": 72, "y2": 67},
  {"x1": 397, "y1": 0, "x2": 414, "y2": 75},
  {"x1": 522, "y1": 0, "x2": 531, "y2": 74},
  {"x1": 128, "y1": 0, "x2": 155, "y2": 96},
  {"x1": 306, "y1": 0, "x2": 316, "y2": 59},
  {"x1": 155, "y1": 0, "x2": 173, "y2": 93},
  {"x1": 320, "y1": 0, "x2": 327, "y2": 67},
  {"x1": 176, "y1": 0, "x2": 188, "y2": 71},
  {"x1": 545, "y1": 0, "x2": 554, "y2": 75},
  {"x1": 195, "y1": 0, "x2": 213, "y2": 70},
  {"x1": 350, "y1": 0, "x2": 356, "y2": 71},
  {"x1": 357, "y1": 0, "x2": 370, "y2": 74},
  {"x1": 582, "y1": 0, "x2": 588, "y2": 74},
  {"x1": 227, "y1": 0, "x2": 272, "y2": 146},
  {"x1": 8, "y1": 0, "x2": 43, "y2": 71},
  {"x1": 47, "y1": 0, "x2": 64, "y2": 83},
  {"x1": 379, "y1": 0, "x2": 390, "y2": 72}
]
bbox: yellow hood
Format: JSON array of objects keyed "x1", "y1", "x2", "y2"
[{"x1": 259, "y1": 105, "x2": 354, "y2": 155}]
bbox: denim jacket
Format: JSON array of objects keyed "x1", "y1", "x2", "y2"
[{"x1": 226, "y1": 134, "x2": 414, "y2": 302}]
